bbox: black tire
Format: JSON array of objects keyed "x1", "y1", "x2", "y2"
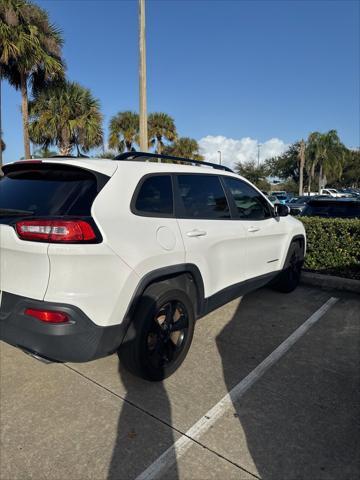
[
  {"x1": 272, "y1": 242, "x2": 303, "y2": 293},
  {"x1": 118, "y1": 283, "x2": 195, "y2": 381}
]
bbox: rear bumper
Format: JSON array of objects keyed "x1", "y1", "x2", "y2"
[{"x1": 0, "y1": 292, "x2": 126, "y2": 362}]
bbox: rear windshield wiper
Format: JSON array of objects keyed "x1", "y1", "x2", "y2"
[{"x1": 0, "y1": 208, "x2": 35, "y2": 217}]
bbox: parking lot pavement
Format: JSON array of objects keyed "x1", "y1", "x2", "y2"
[{"x1": 1, "y1": 285, "x2": 359, "y2": 480}]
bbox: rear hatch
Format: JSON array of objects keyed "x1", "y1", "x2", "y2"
[{"x1": 0, "y1": 161, "x2": 111, "y2": 300}]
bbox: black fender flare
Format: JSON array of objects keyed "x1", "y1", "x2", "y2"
[
  {"x1": 283, "y1": 234, "x2": 306, "y2": 268},
  {"x1": 119, "y1": 263, "x2": 205, "y2": 346}
]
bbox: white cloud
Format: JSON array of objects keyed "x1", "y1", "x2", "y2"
[{"x1": 198, "y1": 135, "x2": 289, "y2": 170}]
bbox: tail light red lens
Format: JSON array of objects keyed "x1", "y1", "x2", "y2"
[
  {"x1": 16, "y1": 220, "x2": 96, "y2": 243},
  {"x1": 24, "y1": 308, "x2": 69, "y2": 323}
]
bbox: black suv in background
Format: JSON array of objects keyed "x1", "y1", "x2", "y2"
[{"x1": 301, "y1": 198, "x2": 360, "y2": 219}]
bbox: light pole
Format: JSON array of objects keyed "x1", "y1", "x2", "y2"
[
  {"x1": 139, "y1": 0, "x2": 148, "y2": 151},
  {"x1": 217, "y1": 150, "x2": 222, "y2": 165},
  {"x1": 257, "y1": 143, "x2": 262, "y2": 167}
]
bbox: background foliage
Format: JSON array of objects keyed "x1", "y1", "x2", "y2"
[{"x1": 300, "y1": 217, "x2": 360, "y2": 279}]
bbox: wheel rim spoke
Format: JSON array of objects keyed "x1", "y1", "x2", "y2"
[
  {"x1": 146, "y1": 300, "x2": 189, "y2": 369},
  {"x1": 163, "y1": 302, "x2": 175, "y2": 327},
  {"x1": 169, "y1": 313, "x2": 188, "y2": 332}
]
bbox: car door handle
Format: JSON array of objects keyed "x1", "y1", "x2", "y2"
[
  {"x1": 186, "y1": 229, "x2": 207, "y2": 237},
  {"x1": 247, "y1": 226, "x2": 260, "y2": 233}
]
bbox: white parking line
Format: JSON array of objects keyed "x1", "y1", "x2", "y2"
[{"x1": 136, "y1": 296, "x2": 339, "y2": 480}]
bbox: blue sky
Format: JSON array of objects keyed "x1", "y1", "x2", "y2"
[{"x1": 2, "y1": 0, "x2": 359, "y2": 166}]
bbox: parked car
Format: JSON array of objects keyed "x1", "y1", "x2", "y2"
[
  {"x1": 301, "y1": 198, "x2": 360, "y2": 218},
  {"x1": 0, "y1": 153, "x2": 306, "y2": 380},
  {"x1": 286, "y1": 195, "x2": 313, "y2": 215},
  {"x1": 266, "y1": 194, "x2": 281, "y2": 205},
  {"x1": 274, "y1": 194, "x2": 289, "y2": 205},
  {"x1": 320, "y1": 188, "x2": 348, "y2": 198}
]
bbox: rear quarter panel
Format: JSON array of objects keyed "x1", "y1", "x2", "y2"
[{"x1": 0, "y1": 224, "x2": 50, "y2": 300}]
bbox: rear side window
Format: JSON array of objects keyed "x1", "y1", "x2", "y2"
[
  {"x1": 224, "y1": 177, "x2": 272, "y2": 220},
  {"x1": 177, "y1": 174, "x2": 230, "y2": 219},
  {"x1": 0, "y1": 164, "x2": 107, "y2": 217},
  {"x1": 134, "y1": 175, "x2": 173, "y2": 216}
]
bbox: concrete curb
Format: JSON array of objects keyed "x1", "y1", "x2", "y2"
[{"x1": 301, "y1": 271, "x2": 360, "y2": 294}]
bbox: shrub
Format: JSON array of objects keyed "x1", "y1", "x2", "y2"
[{"x1": 299, "y1": 217, "x2": 360, "y2": 278}]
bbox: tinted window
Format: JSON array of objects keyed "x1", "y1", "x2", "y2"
[
  {"x1": 302, "y1": 202, "x2": 360, "y2": 218},
  {"x1": 0, "y1": 164, "x2": 104, "y2": 217},
  {"x1": 135, "y1": 175, "x2": 173, "y2": 215},
  {"x1": 177, "y1": 175, "x2": 230, "y2": 219},
  {"x1": 224, "y1": 177, "x2": 272, "y2": 220}
]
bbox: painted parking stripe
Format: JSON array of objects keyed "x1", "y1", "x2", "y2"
[{"x1": 136, "y1": 296, "x2": 339, "y2": 480}]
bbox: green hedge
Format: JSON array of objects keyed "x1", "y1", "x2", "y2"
[{"x1": 299, "y1": 217, "x2": 360, "y2": 278}]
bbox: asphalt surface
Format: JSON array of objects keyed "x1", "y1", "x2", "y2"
[{"x1": 1, "y1": 285, "x2": 359, "y2": 480}]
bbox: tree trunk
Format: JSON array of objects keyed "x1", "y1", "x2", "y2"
[
  {"x1": 298, "y1": 139, "x2": 305, "y2": 196},
  {"x1": 59, "y1": 143, "x2": 72, "y2": 156},
  {"x1": 0, "y1": 65, "x2": 3, "y2": 170},
  {"x1": 308, "y1": 163, "x2": 315, "y2": 194},
  {"x1": 20, "y1": 72, "x2": 31, "y2": 159},
  {"x1": 156, "y1": 136, "x2": 163, "y2": 155},
  {"x1": 318, "y1": 163, "x2": 323, "y2": 192}
]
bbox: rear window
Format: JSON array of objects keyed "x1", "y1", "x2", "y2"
[
  {"x1": 302, "y1": 202, "x2": 360, "y2": 218},
  {"x1": 0, "y1": 163, "x2": 108, "y2": 217}
]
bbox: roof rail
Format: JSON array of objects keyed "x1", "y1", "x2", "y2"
[
  {"x1": 50, "y1": 154, "x2": 89, "y2": 159},
  {"x1": 113, "y1": 151, "x2": 233, "y2": 172}
]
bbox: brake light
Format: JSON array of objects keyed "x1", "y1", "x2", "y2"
[
  {"x1": 24, "y1": 308, "x2": 69, "y2": 323},
  {"x1": 16, "y1": 220, "x2": 96, "y2": 242}
]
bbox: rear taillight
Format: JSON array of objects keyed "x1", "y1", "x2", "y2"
[
  {"x1": 16, "y1": 220, "x2": 96, "y2": 243},
  {"x1": 24, "y1": 308, "x2": 69, "y2": 323}
]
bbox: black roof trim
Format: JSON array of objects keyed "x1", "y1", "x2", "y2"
[
  {"x1": 113, "y1": 151, "x2": 233, "y2": 172},
  {"x1": 50, "y1": 154, "x2": 90, "y2": 159},
  {"x1": 308, "y1": 198, "x2": 360, "y2": 204}
]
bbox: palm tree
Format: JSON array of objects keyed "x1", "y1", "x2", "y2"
[
  {"x1": 298, "y1": 139, "x2": 306, "y2": 195},
  {"x1": 32, "y1": 147, "x2": 57, "y2": 158},
  {"x1": 0, "y1": 130, "x2": 5, "y2": 153},
  {"x1": 306, "y1": 132, "x2": 321, "y2": 193},
  {"x1": 306, "y1": 130, "x2": 345, "y2": 192},
  {"x1": 98, "y1": 151, "x2": 116, "y2": 159},
  {"x1": 163, "y1": 137, "x2": 203, "y2": 161},
  {"x1": 148, "y1": 112, "x2": 177, "y2": 154},
  {"x1": 0, "y1": 0, "x2": 64, "y2": 159},
  {"x1": 29, "y1": 81, "x2": 103, "y2": 156},
  {"x1": 317, "y1": 130, "x2": 345, "y2": 191},
  {"x1": 0, "y1": 130, "x2": 5, "y2": 170},
  {"x1": 108, "y1": 111, "x2": 139, "y2": 153}
]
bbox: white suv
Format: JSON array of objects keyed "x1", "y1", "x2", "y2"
[{"x1": 0, "y1": 153, "x2": 306, "y2": 380}]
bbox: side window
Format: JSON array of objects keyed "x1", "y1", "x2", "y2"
[
  {"x1": 177, "y1": 174, "x2": 230, "y2": 219},
  {"x1": 134, "y1": 175, "x2": 173, "y2": 216},
  {"x1": 224, "y1": 177, "x2": 272, "y2": 220}
]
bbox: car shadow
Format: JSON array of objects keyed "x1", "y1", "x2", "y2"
[
  {"x1": 107, "y1": 286, "x2": 358, "y2": 480},
  {"x1": 107, "y1": 293, "x2": 179, "y2": 480},
  {"x1": 216, "y1": 291, "x2": 359, "y2": 480},
  {"x1": 107, "y1": 360, "x2": 178, "y2": 480}
]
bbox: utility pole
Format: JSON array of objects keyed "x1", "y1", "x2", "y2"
[
  {"x1": 257, "y1": 143, "x2": 262, "y2": 167},
  {"x1": 217, "y1": 150, "x2": 222, "y2": 165},
  {"x1": 139, "y1": 0, "x2": 148, "y2": 152}
]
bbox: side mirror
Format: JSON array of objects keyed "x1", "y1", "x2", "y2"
[{"x1": 275, "y1": 203, "x2": 290, "y2": 217}]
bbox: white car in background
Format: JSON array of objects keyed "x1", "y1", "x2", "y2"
[{"x1": 320, "y1": 188, "x2": 348, "y2": 198}]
